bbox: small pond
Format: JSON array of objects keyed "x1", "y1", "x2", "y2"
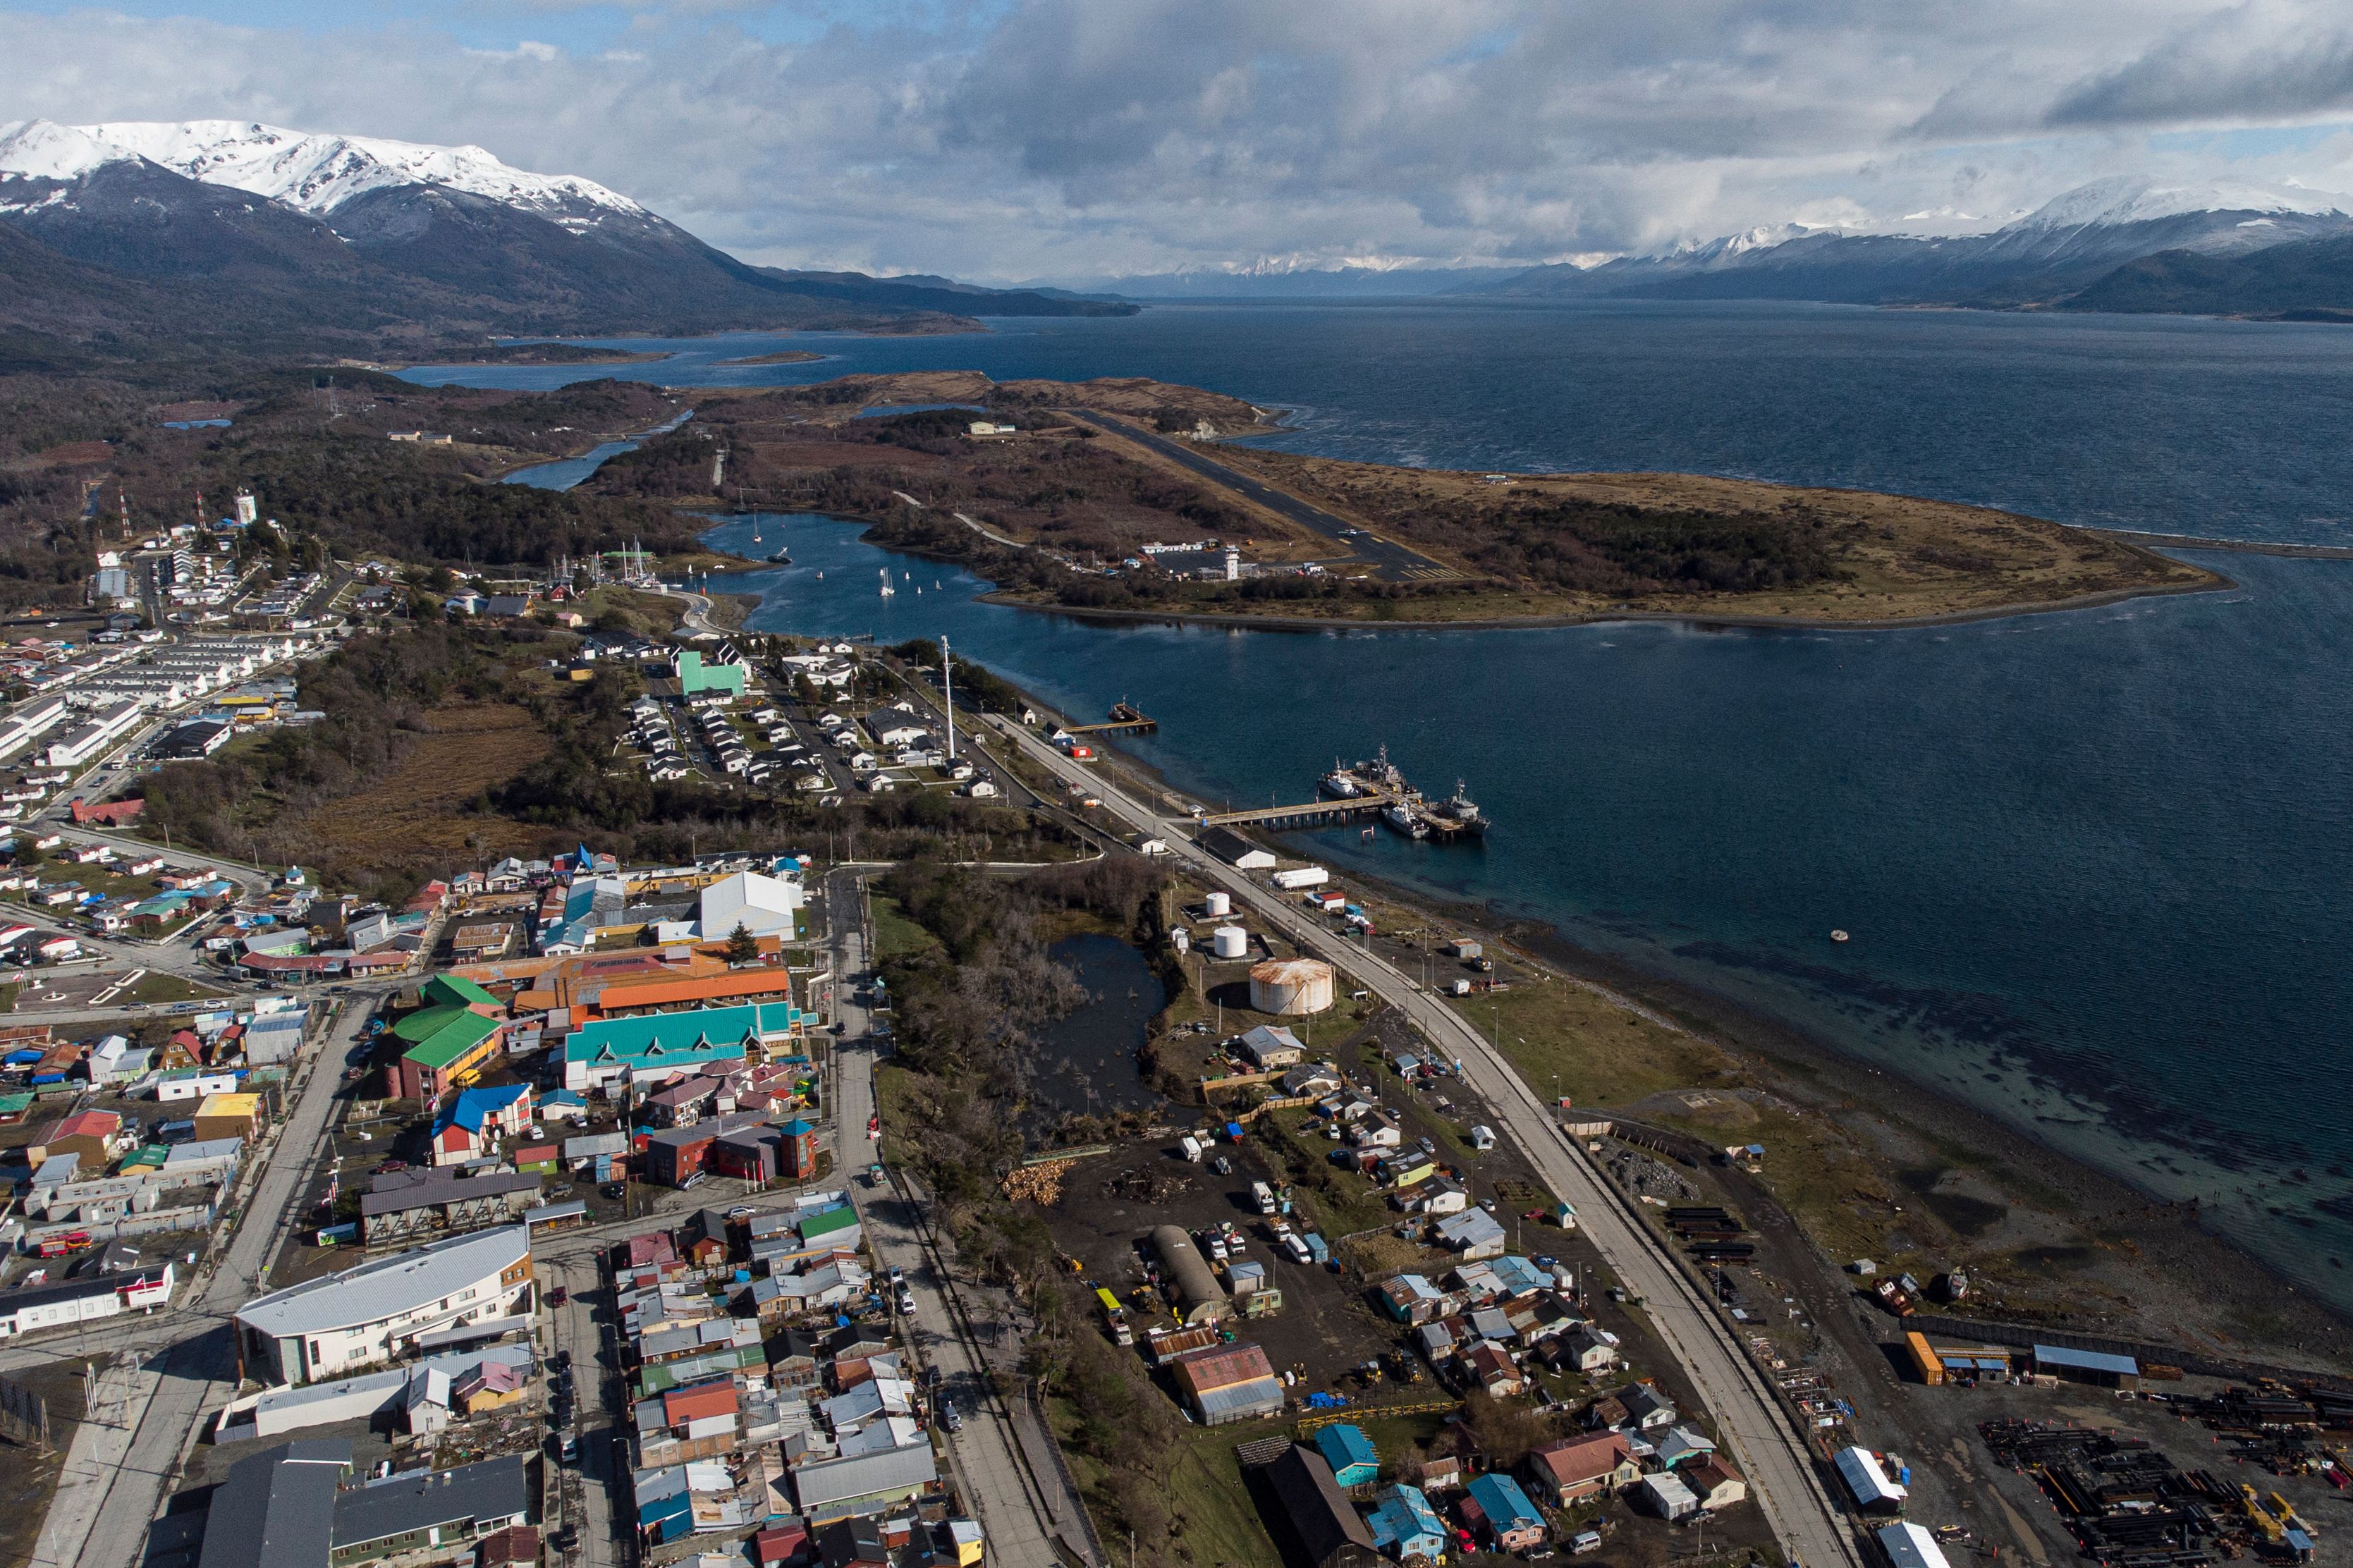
[{"x1": 1027, "y1": 933, "x2": 1168, "y2": 1122}]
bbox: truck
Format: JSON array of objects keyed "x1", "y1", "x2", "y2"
[
  {"x1": 1179, "y1": 1135, "x2": 1204, "y2": 1163},
  {"x1": 1277, "y1": 1227, "x2": 1312, "y2": 1265},
  {"x1": 1251, "y1": 1181, "x2": 1278, "y2": 1215}
]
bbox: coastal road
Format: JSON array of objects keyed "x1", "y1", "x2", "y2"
[
  {"x1": 1062, "y1": 412, "x2": 1451, "y2": 582},
  {"x1": 989, "y1": 716, "x2": 1867, "y2": 1568},
  {"x1": 830, "y1": 874, "x2": 1094, "y2": 1568},
  {"x1": 31, "y1": 988, "x2": 379, "y2": 1568}
]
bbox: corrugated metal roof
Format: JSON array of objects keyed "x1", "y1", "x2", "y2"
[
  {"x1": 1171, "y1": 1342, "x2": 1276, "y2": 1393},
  {"x1": 2034, "y1": 1342, "x2": 2140, "y2": 1377},
  {"x1": 330, "y1": 1454, "x2": 526, "y2": 1550},
  {"x1": 1877, "y1": 1524, "x2": 1952, "y2": 1568},
  {"x1": 790, "y1": 1441, "x2": 938, "y2": 1512},
  {"x1": 237, "y1": 1226, "x2": 528, "y2": 1339}
]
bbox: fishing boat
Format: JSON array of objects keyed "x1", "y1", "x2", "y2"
[
  {"x1": 1319, "y1": 760, "x2": 1362, "y2": 799},
  {"x1": 878, "y1": 568, "x2": 895, "y2": 598},
  {"x1": 1383, "y1": 802, "x2": 1428, "y2": 839}
]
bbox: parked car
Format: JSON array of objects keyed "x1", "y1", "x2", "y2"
[{"x1": 548, "y1": 1285, "x2": 568, "y2": 1307}]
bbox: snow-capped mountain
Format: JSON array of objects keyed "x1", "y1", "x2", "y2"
[
  {"x1": 1472, "y1": 175, "x2": 2353, "y2": 312},
  {"x1": 2003, "y1": 174, "x2": 2346, "y2": 233},
  {"x1": 0, "y1": 116, "x2": 1133, "y2": 353},
  {"x1": 0, "y1": 119, "x2": 132, "y2": 185},
  {"x1": 73, "y1": 120, "x2": 646, "y2": 225}
]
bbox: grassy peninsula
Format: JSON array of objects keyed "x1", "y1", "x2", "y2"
[{"x1": 609, "y1": 370, "x2": 2221, "y2": 625}]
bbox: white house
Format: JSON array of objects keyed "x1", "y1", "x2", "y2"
[{"x1": 235, "y1": 1227, "x2": 532, "y2": 1386}]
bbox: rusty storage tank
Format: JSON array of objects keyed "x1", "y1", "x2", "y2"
[{"x1": 1249, "y1": 957, "x2": 1335, "y2": 1015}]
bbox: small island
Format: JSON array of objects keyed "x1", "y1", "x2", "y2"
[
  {"x1": 396, "y1": 342, "x2": 676, "y2": 367},
  {"x1": 589, "y1": 370, "x2": 2222, "y2": 627},
  {"x1": 712, "y1": 349, "x2": 829, "y2": 366}
]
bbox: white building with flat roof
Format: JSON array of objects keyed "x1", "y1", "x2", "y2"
[{"x1": 235, "y1": 1225, "x2": 532, "y2": 1386}]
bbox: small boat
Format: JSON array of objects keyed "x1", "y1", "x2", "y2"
[
  {"x1": 816, "y1": 570, "x2": 824, "y2": 580},
  {"x1": 879, "y1": 568, "x2": 895, "y2": 598},
  {"x1": 1319, "y1": 762, "x2": 1361, "y2": 799},
  {"x1": 769, "y1": 549, "x2": 792, "y2": 565},
  {"x1": 1831, "y1": 929, "x2": 1850, "y2": 943},
  {"x1": 1383, "y1": 802, "x2": 1428, "y2": 839}
]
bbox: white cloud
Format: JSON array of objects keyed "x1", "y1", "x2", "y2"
[{"x1": 2, "y1": 1, "x2": 2351, "y2": 278}]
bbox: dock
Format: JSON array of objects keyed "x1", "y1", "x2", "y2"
[
  {"x1": 1063, "y1": 701, "x2": 1159, "y2": 736},
  {"x1": 1200, "y1": 789, "x2": 1397, "y2": 828}
]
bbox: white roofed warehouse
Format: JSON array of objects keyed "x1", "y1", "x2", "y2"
[{"x1": 234, "y1": 1226, "x2": 532, "y2": 1386}]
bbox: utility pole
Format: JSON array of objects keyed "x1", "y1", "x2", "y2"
[{"x1": 940, "y1": 637, "x2": 955, "y2": 761}]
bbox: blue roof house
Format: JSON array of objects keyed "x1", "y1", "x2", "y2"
[
  {"x1": 1365, "y1": 1485, "x2": 1446, "y2": 1562},
  {"x1": 1464, "y1": 1473, "x2": 1546, "y2": 1550},
  {"x1": 1314, "y1": 1423, "x2": 1379, "y2": 1488}
]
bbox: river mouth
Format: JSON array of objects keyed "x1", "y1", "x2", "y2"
[{"x1": 1027, "y1": 933, "x2": 1168, "y2": 1130}]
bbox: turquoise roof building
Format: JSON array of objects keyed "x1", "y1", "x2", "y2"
[
  {"x1": 1314, "y1": 1423, "x2": 1379, "y2": 1488},
  {"x1": 677, "y1": 651, "x2": 747, "y2": 697},
  {"x1": 561, "y1": 1002, "x2": 800, "y2": 1091}
]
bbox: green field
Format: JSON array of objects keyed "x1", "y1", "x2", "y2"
[{"x1": 870, "y1": 895, "x2": 939, "y2": 961}]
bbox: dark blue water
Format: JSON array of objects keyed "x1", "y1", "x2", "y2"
[
  {"x1": 499, "y1": 410, "x2": 698, "y2": 490},
  {"x1": 503, "y1": 438, "x2": 640, "y2": 491},
  {"x1": 405, "y1": 300, "x2": 2353, "y2": 545},
  {"x1": 407, "y1": 302, "x2": 2353, "y2": 1302}
]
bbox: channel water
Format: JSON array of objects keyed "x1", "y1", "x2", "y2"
[{"x1": 417, "y1": 300, "x2": 2353, "y2": 1306}]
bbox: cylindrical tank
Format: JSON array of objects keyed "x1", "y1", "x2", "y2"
[
  {"x1": 1248, "y1": 957, "x2": 1336, "y2": 1015},
  {"x1": 1204, "y1": 890, "x2": 1233, "y2": 917},
  {"x1": 1211, "y1": 925, "x2": 1249, "y2": 960},
  {"x1": 1151, "y1": 1224, "x2": 1228, "y2": 1323}
]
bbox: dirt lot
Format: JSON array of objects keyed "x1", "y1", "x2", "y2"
[
  {"x1": 293, "y1": 701, "x2": 559, "y2": 862},
  {"x1": 0, "y1": 1356, "x2": 102, "y2": 1568}
]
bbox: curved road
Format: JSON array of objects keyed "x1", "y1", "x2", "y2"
[{"x1": 985, "y1": 714, "x2": 1865, "y2": 1568}]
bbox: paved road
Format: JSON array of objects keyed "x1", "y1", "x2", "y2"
[
  {"x1": 32, "y1": 988, "x2": 380, "y2": 1568},
  {"x1": 989, "y1": 716, "x2": 1867, "y2": 1568},
  {"x1": 828, "y1": 871, "x2": 1089, "y2": 1568},
  {"x1": 546, "y1": 1251, "x2": 621, "y2": 1568},
  {"x1": 1064, "y1": 412, "x2": 1446, "y2": 582}
]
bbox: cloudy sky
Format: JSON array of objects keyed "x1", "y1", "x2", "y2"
[{"x1": 5, "y1": 0, "x2": 2353, "y2": 281}]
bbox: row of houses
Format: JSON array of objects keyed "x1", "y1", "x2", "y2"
[{"x1": 608, "y1": 1201, "x2": 989, "y2": 1559}]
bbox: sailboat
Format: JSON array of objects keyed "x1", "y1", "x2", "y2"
[{"x1": 878, "y1": 568, "x2": 895, "y2": 598}]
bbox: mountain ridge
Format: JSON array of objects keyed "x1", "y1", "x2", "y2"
[{"x1": 0, "y1": 116, "x2": 1136, "y2": 366}]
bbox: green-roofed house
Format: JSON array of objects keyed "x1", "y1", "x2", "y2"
[
  {"x1": 422, "y1": 973, "x2": 501, "y2": 1010},
  {"x1": 561, "y1": 1003, "x2": 800, "y2": 1094},
  {"x1": 0, "y1": 1090, "x2": 34, "y2": 1123},
  {"x1": 675, "y1": 650, "x2": 746, "y2": 698},
  {"x1": 392, "y1": 1005, "x2": 505, "y2": 1103}
]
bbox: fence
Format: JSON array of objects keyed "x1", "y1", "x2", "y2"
[{"x1": 0, "y1": 1372, "x2": 49, "y2": 1452}]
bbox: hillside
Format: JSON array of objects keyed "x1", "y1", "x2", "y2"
[
  {"x1": 0, "y1": 118, "x2": 1137, "y2": 365},
  {"x1": 2060, "y1": 233, "x2": 2353, "y2": 319}
]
